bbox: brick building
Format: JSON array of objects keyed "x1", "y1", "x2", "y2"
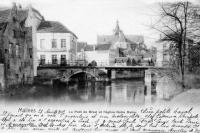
[{"x1": 0, "y1": 3, "x2": 34, "y2": 89}]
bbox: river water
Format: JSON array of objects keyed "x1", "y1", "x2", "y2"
[{"x1": 0, "y1": 79, "x2": 157, "y2": 106}]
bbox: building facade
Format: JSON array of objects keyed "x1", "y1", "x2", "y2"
[
  {"x1": 0, "y1": 4, "x2": 34, "y2": 89},
  {"x1": 36, "y1": 21, "x2": 78, "y2": 66}
]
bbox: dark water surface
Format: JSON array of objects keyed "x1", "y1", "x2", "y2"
[{"x1": 1, "y1": 79, "x2": 152, "y2": 105}]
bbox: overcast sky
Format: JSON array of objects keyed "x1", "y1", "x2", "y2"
[{"x1": 0, "y1": 0, "x2": 199, "y2": 47}]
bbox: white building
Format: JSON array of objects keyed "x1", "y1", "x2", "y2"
[
  {"x1": 36, "y1": 21, "x2": 77, "y2": 66},
  {"x1": 77, "y1": 44, "x2": 118, "y2": 66}
]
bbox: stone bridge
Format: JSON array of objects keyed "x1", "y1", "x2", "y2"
[{"x1": 37, "y1": 66, "x2": 107, "y2": 82}]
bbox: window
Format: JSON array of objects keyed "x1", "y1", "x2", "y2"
[
  {"x1": 13, "y1": 30, "x2": 19, "y2": 38},
  {"x1": 52, "y1": 55, "x2": 57, "y2": 64},
  {"x1": 9, "y1": 43, "x2": 12, "y2": 55},
  {"x1": 40, "y1": 55, "x2": 45, "y2": 65},
  {"x1": 29, "y1": 48, "x2": 32, "y2": 58},
  {"x1": 16, "y1": 45, "x2": 19, "y2": 57},
  {"x1": 60, "y1": 54, "x2": 66, "y2": 65},
  {"x1": 40, "y1": 55, "x2": 45, "y2": 59},
  {"x1": 40, "y1": 39, "x2": 45, "y2": 49},
  {"x1": 52, "y1": 39, "x2": 57, "y2": 48},
  {"x1": 13, "y1": 30, "x2": 25, "y2": 38},
  {"x1": 61, "y1": 55, "x2": 66, "y2": 59},
  {"x1": 61, "y1": 39, "x2": 66, "y2": 48}
]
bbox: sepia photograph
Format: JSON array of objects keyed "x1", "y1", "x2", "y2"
[{"x1": 0, "y1": 0, "x2": 200, "y2": 132}]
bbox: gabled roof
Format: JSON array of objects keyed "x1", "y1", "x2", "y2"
[{"x1": 37, "y1": 21, "x2": 78, "y2": 38}]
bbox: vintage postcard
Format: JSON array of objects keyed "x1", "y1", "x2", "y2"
[{"x1": 0, "y1": 0, "x2": 200, "y2": 132}]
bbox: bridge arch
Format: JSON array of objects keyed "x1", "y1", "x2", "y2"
[{"x1": 63, "y1": 70, "x2": 98, "y2": 81}]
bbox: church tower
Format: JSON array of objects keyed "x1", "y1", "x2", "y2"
[
  {"x1": 113, "y1": 20, "x2": 127, "y2": 49},
  {"x1": 113, "y1": 20, "x2": 121, "y2": 37}
]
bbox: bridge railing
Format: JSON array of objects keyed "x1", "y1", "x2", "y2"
[
  {"x1": 38, "y1": 59, "x2": 157, "y2": 68},
  {"x1": 38, "y1": 59, "x2": 88, "y2": 67}
]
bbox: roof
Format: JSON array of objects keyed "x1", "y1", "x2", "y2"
[
  {"x1": 0, "y1": 5, "x2": 44, "y2": 23},
  {"x1": 85, "y1": 45, "x2": 94, "y2": 51},
  {"x1": 77, "y1": 43, "x2": 112, "y2": 52},
  {"x1": 95, "y1": 44, "x2": 112, "y2": 51},
  {"x1": 125, "y1": 35, "x2": 144, "y2": 44},
  {"x1": 97, "y1": 35, "x2": 114, "y2": 44},
  {"x1": 0, "y1": 9, "x2": 28, "y2": 23},
  {"x1": 37, "y1": 21, "x2": 77, "y2": 38},
  {"x1": 97, "y1": 34, "x2": 144, "y2": 44}
]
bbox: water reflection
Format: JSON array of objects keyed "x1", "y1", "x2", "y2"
[
  {"x1": 1, "y1": 79, "x2": 147, "y2": 105},
  {"x1": 106, "y1": 80, "x2": 145, "y2": 105}
]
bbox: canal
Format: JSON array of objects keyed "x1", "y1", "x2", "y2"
[{"x1": 0, "y1": 79, "x2": 157, "y2": 106}]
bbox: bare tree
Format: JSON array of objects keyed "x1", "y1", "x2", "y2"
[{"x1": 152, "y1": 1, "x2": 200, "y2": 88}]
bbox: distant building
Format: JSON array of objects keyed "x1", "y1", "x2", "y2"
[
  {"x1": 79, "y1": 44, "x2": 118, "y2": 66},
  {"x1": 97, "y1": 21, "x2": 146, "y2": 53},
  {"x1": 36, "y1": 21, "x2": 78, "y2": 66},
  {"x1": 0, "y1": 3, "x2": 34, "y2": 89},
  {"x1": 77, "y1": 21, "x2": 147, "y2": 66}
]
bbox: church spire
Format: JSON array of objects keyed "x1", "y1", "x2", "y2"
[{"x1": 113, "y1": 20, "x2": 121, "y2": 36}]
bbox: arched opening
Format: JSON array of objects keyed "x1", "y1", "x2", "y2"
[{"x1": 68, "y1": 71, "x2": 96, "y2": 82}]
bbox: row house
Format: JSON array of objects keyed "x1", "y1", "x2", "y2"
[{"x1": 0, "y1": 3, "x2": 34, "y2": 89}]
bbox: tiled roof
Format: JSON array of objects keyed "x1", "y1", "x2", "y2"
[
  {"x1": 95, "y1": 44, "x2": 112, "y2": 51},
  {"x1": 37, "y1": 21, "x2": 77, "y2": 38}
]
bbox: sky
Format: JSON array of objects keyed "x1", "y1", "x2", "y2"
[{"x1": 0, "y1": 0, "x2": 199, "y2": 47}]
